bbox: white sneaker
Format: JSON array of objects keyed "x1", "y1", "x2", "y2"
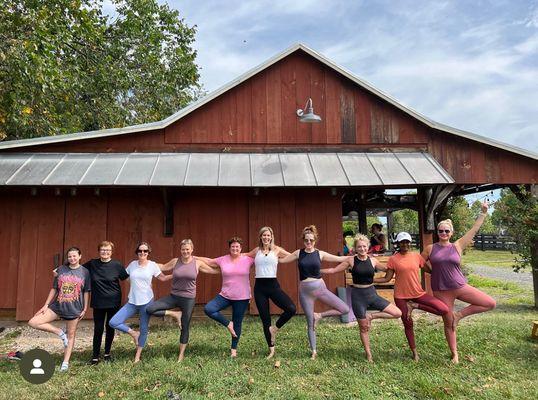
[
  {"x1": 58, "y1": 330, "x2": 69, "y2": 348},
  {"x1": 60, "y1": 361, "x2": 69, "y2": 372}
]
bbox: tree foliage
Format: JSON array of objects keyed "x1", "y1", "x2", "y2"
[
  {"x1": 491, "y1": 187, "x2": 538, "y2": 271},
  {"x1": 391, "y1": 208, "x2": 419, "y2": 234},
  {"x1": 0, "y1": 0, "x2": 200, "y2": 140}
]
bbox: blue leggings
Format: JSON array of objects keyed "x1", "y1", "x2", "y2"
[
  {"x1": 204, "y1": 294, "x2": 249, "y2": 349},
  {"x1": 109, "y1": 301, "x2": 152, "y2": 348}
]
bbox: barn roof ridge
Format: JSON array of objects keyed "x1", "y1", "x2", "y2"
[{"x1": 1, "y1": 43, "x2": 536, "y2": 160}]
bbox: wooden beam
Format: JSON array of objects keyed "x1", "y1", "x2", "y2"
[
  {"x1": 162, "y1": 188, "x2": 174, "y2": 237},
  {"x1": 424, "y1": 184, "x2": 458, "y2": 232}
]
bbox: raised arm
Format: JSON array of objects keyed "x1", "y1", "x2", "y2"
[
  {"x1": 319, "y1": 251, "x2": 350, "y2": 263},
  {"x1": 159, "y1": 258, "x2": 178, "y2": 272},
  {"x1": 321, "y1": 257, "x2": 353, "y2": 274},
  {"x1": 374, "y1": 268, "x2": 394, "y2": 283},
  {"x1": 278, "y1": 249, "x2": 300, "y2": 264},
  {"x1": 455, "y1": 201, "x2": 488, "y2": 253},
  {"x1": 197, "y1": 260, "x2": 221, "y2": 275}
]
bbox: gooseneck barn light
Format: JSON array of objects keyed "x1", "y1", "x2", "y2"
[{"x1": 296, "y1": 98, "x2": 322, "y2": 123}]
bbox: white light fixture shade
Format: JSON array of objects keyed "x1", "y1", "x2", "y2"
[{"x1": 297, "y1": 98, "x2": 322, "y2": 123}]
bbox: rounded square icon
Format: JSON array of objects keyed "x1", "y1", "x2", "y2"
[{"x1": 20, "y1": 348, "x2": 55, "y2": 384}]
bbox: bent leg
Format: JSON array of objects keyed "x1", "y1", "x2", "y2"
[
  {"x1": 317, "y1": 286, "x2": 350, "y2": 318},
  {"x1": 109, "y1": 303, "x2": 137, "y2": 333},
  {"x1": 414, "y1": 293, "x2": 449, "y2": 316},
  {"x1": 204, "y1": 295, "x2": 231, "y2": 327},
  {"x1": 271, "y1": 287, "x2": 297, "y2": 329},
  {"x1": 28, "y1": 308, "x2": 61, "y2": 335},
  {"x1": 456, "y1": 284, "x2": 496, "y2": 318},
  {"x1": 146, "y1": 295, "x2": 177, "y2": 317}
]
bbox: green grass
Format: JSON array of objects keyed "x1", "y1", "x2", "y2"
[
  {"x1": 462, "y1": 249, "x2": 518, "y2": 268},
  {"x1": 1, "y1": 281, "x2": 537, "y2": 399}
]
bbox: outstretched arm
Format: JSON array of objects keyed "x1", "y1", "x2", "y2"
[
  {"x1": 155, "y1": 273, "x2": 172, "y2": 282},
  {"x1": 371, "y1": 257, "x2": 387, "y2": 271},
  {"x1": 276, "y1": 246, "x2": 291, "y2": 258},
  {"x1": 319, "y1": 251, "x2": 350, "y2": 263},
  {"x1": 455, "y1": 201, "x2": 488, "y2": 253},
  {"x1": 198, "y1": 260, "x2": 221, "y2": 275},
  {"x1": 374, "y1": 268, "x2": 394, "y2": 283},
  {"x1": 159, "y1": 258, "x2": 178, "y2": 272},
  {"x1": 321, "y1": 257, "x2": 352, "y2": 274},
  {"x1": 195, "y1": 256, "x2": 219, "y2": 268},
  {"x1": 244, "y1": 248, "x2": 258, "y2": 258},
  {"x1": 278, "y1": 250, "x2": 300, "y2": 264}
]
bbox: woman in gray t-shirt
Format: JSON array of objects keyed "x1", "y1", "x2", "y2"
[{"x1": 28, "y1": 247, "x2": 91, "y2": 372}]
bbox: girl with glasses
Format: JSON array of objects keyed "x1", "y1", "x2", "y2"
[
  {"x1": 109, "y1": 242, "x2": 172, "y2": 363},
  {"x1": 279, "y1": 225, "x2": 350, "y2": 359},
  {"x1": 421, "y1": 201, "x2": 496, "y2": 364}
]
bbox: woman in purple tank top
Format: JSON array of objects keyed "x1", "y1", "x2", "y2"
[
  {"x1": 422, "y1": 201, "x2": 496, "y2": 364},
  {"x1": 147, "y1": 239, "x2": 219, "y2": 361}
]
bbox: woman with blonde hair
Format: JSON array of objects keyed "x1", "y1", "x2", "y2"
[
  {"x1": 323, "y1": 234, "x2": 401, "y2": 362},
  {"x1": 279, "y1": 225, "x2": 350, "y2": 359},
  {"x1": 245, "y1": 227, "x2": 296, "y2": 359},
  {"x1": 421, "y1": 201, "x2": 496, "y2": 364},
  {"x1": 147, "y1": 239, "x2": 220, "y2": 361}
]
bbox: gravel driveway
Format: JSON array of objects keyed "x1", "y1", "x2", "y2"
[{"x1": 468, "y1": 264, "x2": 533, "y2": 289}]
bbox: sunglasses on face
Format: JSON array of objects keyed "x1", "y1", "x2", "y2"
[
  {"x1": 100, "y1": 249, "x2": 112, "y2": 252},
  {"x1": 304, "y1": 238, "x2": 315, "y2": 243},
  {"x1": 438, "y1": 230, "x2": 451, "y2": 234},
  {"x1": 137, "y1": 249, "x2": 149, "y2": 254}
]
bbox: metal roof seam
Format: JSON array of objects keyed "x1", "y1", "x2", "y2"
[
  {"x1": 5, "y1": 154, "x2": 34, "y2": 185},
  {"x1": 112, "y1": 154, "x2": 130, "y2": 185},
  {"x1": 183, "y1": 153, "x2": 192, "y2": 186},
  {"x1": 41, "y1": 154, "x2": 67, "y2": 185},
  {"x1": 77, "y1": 154, "x2": 99, "y2": 185},
  {"x1": 336, "y1": 153, "x2": 352, "y2": 186},
  {"x1": 423, "y1": 153, "x2": 454, "y2": 183},
  {"x1": 277, "y1": 154, "x2": 286, "y2": 186},
  {"x1": 306, "y1": 153, "x2": 319, "y2": 186},
  {"x1": 393, "y1": 153, "x2": 418, "y2": 185},
  {"x1": 148, "y1": 153, "x2": 161, "y2": 186},
  {"x1": 365, "y1": 153, "x2": 385, "y2": 186}
]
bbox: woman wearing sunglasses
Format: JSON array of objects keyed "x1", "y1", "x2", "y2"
[
  {"x1": 376, "y1": 232, "x2": 448, "y2": 361},
  {"x1": 421, "y1": 201, "x2": 496, "y2": 364},
  {"x1": 279, "y1": 225, "x2": 349, "y2": 359},
  {"x1": 109, "y1": 242, "x2": 171, "y2": 363}
]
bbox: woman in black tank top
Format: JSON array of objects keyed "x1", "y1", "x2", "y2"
[
  {"x1": 322, "y1": 234, "x2": 401, "y2": 362},
  {"x1": 279, "y1": 225, "x2": 350, "y2": 359}
]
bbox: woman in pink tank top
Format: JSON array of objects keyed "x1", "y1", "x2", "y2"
[{"x1": 422, "y1": 201, "x2": 496, "y2": 364}]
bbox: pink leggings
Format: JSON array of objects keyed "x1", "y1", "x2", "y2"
[
  {"x1": 394, "y1": 294, "x2": 449, "y2": 350},
  {"x1": 434, "y1": 284, "x2": 496, "y2": 355}
]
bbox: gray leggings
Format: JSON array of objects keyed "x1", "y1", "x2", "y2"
[
  {"x1": 299, "y1": 279, "x2": 350, "y2": 352},
  {"x1": 146, "y1": 294, "x2": 195, "y2": 344}
]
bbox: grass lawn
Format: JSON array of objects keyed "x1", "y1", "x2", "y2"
[
  {"x1": 462, "y1": 249, "x2": 519, "y2": 268},
  {"x1": 1, "y1": 279, "x2": 537, "y2": 399}
]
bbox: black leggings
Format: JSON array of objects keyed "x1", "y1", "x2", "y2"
[
  {"x1": 93, "y1": 307, "x2": 120, "y2": 359},
  {"x1": 254, "y1": 278, "x2": 297, "y2": 347},
  {"x1": 146, "y1": 294, "x2": 195, "y2": 344}
]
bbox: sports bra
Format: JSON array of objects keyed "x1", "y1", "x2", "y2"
[
  {"x1": 298, "y1": 249, "x2": 321, "y2": 281},
  {"x1": 351, "y1": 256, "x2": 376, "y2": 285}
]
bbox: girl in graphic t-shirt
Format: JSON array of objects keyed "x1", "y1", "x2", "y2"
[
  {"x1": 376, "y1": 232, "x2": 448, "y2": 361},
  {"x1": 109, "y1": 242, "x2": 171, "y2": 363},
  {"x1": 198, "y1": 237, "x2": 254, "y2": 358},
  {"x1": 421, "y1": 202, "x2": 496, "y2": 364},
  {"x1": 29, "y1": 247, "x2": 91, "y2": 372}
]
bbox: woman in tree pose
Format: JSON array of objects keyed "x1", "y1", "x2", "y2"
[
  {"x1": 421, "y1": 202, "x2": 496, "y2": 364},
  {"x1": 323, "y1": 234, "x2": 401, "y2": 362},
  {"x1": 29, "y1": 247, "x2": 91, "y2": 372},
  {"x1": 245, "y1": 227, "x2": 296, "y2": 359},
  {"x1": 279, "y1": 225, "x2": 350, "y2": 359},
  {"x1": 147, "y1": 239, "x2": 219, "y2": 361},
  {"x1": 199, "y1": 237, "x2": 254, "y2": 358},
  {"x1": 109, "y1": 242, "x2": 171, "y2": 363},
  {"x1": 376, "y1": 232, "x2": 448, "y2": 361}
]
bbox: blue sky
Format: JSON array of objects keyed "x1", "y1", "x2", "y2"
[
  {"x1": 103, "y1": 1, "x2": 538, "y2": 153},
  {"x1": 162, "y1": 0, "x2": 538, "y2": 154}
]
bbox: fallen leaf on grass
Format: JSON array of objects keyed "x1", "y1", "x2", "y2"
[
  {"x1": 465, "y1": 355, "x2": 475, "y2": 363},
  {"x1": 98, "y1": 392, "x2": 105, "y2": 398}
]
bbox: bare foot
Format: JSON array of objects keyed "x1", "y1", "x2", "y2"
[
  {"x1": 452, "y1": 311, "x2": 462, "y2": 330},
  {"x1": 169, "y1": 311, "x2": 182, "y2": 329},
  {"x1": 134, "y1": 358, "x2": 141, "y2": 363},
  {"x1": 366, "y1": 354, "x2": 373, "y2": 363},
  {"x1": 313, "y1": 313, "x2": 322, "y2": 331},
  {"x1": 406, "y1": 301, "x2": 417, "y2": 320},
  {"x1": 269, "y1": 325, "x2": 278, "y2": 346},
  {"x1": 177, "y1": 353, "x2": 185, "y2": 362},
  {"x1": 227, "y1": 322, "x2": 237, "y2": 338},
  {"x1": 412, "y1": 350, "x2": 419, "y2": 362},
  {"x1": 129, "y1": 330, "x2": 140, "y2": 347},
  {"x1": 451, "y1": 354, "x2": 459, "y2": 364},
  {"x1": 266, "y1": 347, "x2": 275, "y2": 359},
  {"x1": 310, "y1": 351, "x2": 317, "y2": 360},
  {"x1": 230, "y1": 349, "x2": 237, "y2": 358}
]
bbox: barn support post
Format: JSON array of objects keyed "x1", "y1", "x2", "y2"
[
  {"x1": 358, "y1": 190, "x2": 368, "y2": 235},
  {"x1": 531, "y1": 185, "x2": 538, "y2": 309},
  {"x1": 162, "y1": 188, "x2": 174, "y2": 237}
]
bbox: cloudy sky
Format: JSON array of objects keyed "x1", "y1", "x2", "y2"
[
  {"x1": 171, "y1": 0, "x2": 538, "y2": 154},
  {"x1": 105, "y1": 0, "x2": 538, "y2": 153}
]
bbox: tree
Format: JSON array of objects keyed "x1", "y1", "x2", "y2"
[
  {"x1": 392, "y1": 208, "x2": 419, "y2": 234},
  {"x1": 439, "y1": 196, "x2": 473, "y2": 241},
  {"x1": 0, "y1": 0, "x2": 200, "y2": 140}
]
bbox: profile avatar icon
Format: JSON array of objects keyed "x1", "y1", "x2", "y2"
[{"x1": 30, "y1": 358, "x2": 45, "y2": 375}]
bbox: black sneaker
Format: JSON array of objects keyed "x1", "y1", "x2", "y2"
[
  {"x1": 103, "y1": 354, "x2": 113, "y2": 362},
  {"x1": 89, "y1": 358, "x2": 100, "y2": 365}
]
